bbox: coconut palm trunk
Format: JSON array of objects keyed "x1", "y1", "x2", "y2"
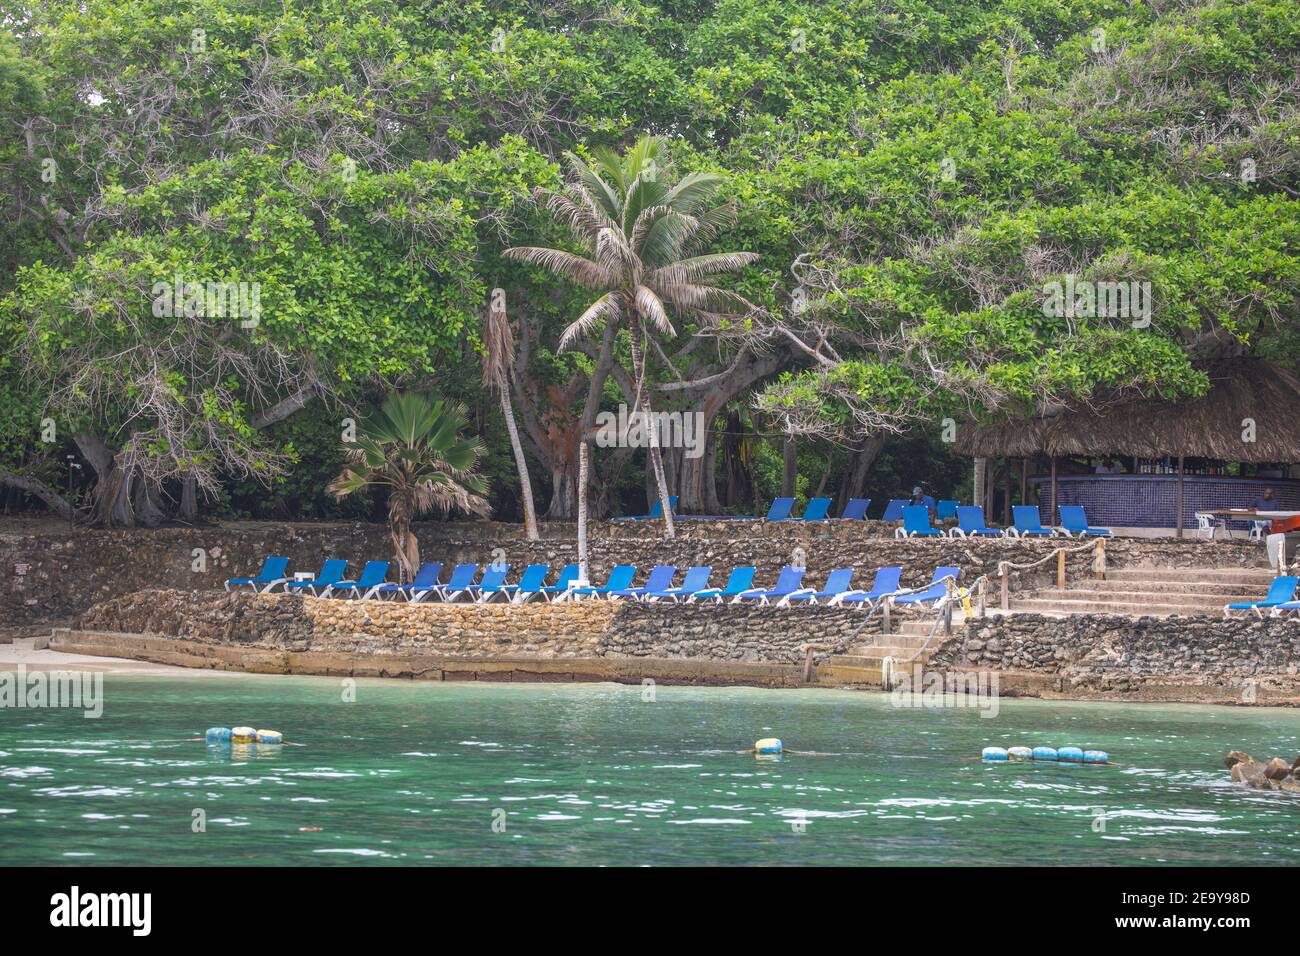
[
  {"x1": 577, "y1": 438, "x2": 590, "y2": 583},
  {"x1": 627, "y1": 307, "x2": 675, "y2": 538},
  {"x1": 483, "y1": 301, "x2": 540, "y2": 540},
  {"x1": 499, "y1": 386, "x2": 540, "y2": 540}
]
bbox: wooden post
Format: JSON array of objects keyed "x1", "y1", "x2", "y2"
[
  {"x1": 881, "y1": 600, "x2": 892, "y2": 635},
  {"x1": 1050, "y1": 455, "x2": 1058, "y2": 525},
  {"x1": 1056, "y1": 548, "x2": 1066, "y2": 589},
  {"x1": 803, "y1": 646, "x2": 815, "y2": 683},
  {"x1": 1175, "y1": 454, "x2": 1185, "y2": 539},
  {"x1": 1000, "y1": 564, "x2": 1009, "y2": 611},
  {"x1": 1095, "y1": 537, "x2": 1106, "y2": 579}
]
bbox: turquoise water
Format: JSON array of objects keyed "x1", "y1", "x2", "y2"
[{"x1": 3, "y1": 675, "x2": 1300, "y2": 866}]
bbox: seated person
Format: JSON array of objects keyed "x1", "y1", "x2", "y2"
[
  {"x1": 1249, "y1": 488, "x2": 1277, "y2": 513},
  {"x1": 908, "y1": 485, "x2": 936, "y2": 517}
]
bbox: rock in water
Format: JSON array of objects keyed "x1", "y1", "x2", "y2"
[
  {"x1": 1230, "y1": 760, "x2": 1273, "y2": 789},
  {"x1": 1265, "y1": 757, "x2": 1292, "y2": 780},
  {"x1": 1224, "y1": 750, "x2": 1252, "y2": 769}
]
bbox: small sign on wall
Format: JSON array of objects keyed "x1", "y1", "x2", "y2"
[{"x1": 13, "y1": 563, "x2": 30, "y2": 577}]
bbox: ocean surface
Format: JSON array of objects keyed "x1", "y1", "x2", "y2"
[{"x1": 3, "y1": 674, "x2": 1299, "y2": 866}]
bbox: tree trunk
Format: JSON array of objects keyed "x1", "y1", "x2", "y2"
[
  {"x1": 390, "y1": 513, "x2": 419, "y2": 582},
  {"x1": 782, "y1": 435, "x2": 797, "y2": 497},
  {"x1": 836, "y1": 433, "x2": 884, "y2": 514},
  {"x1": 627, "y1": 315, "x2": 674, "y2": 538},
  {"x1": 0, "y1": 472, "x2": 75, "y2": 520},
  {"x1": 577, "y1": 440, "x2": 590, "y2": 583},
  {"x1": 179, "y1": 474, "x2": 198, "y2": 522},
  {"x1": 498, "y1": 386, "x2": 539, "y2": 540},
  {"x1": 973, "y1": 457, "x2": 987, "y2": 518},
  {"x1": 75, "y1": 434, "x2": 135, "y2": 527},
  {"x1": 133, "y1": 476, "x2": 167, "y2": 528}
]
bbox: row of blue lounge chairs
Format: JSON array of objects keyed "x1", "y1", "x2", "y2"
[
  {"x1": 898, "y1": 505, "x2": 1111, "y2": 539},
  {"x1": 225, "y1": 557, "x2": 963, "y2": 611},
  {"x1": 616, "y1": 496, "x2": 1113, "y2": 538}
]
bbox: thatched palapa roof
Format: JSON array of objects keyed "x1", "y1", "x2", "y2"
[{"x1": 954, "y1": 359, "x2": 1300, "y2": 463}]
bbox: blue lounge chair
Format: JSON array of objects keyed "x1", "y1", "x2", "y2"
[
  {"x1": 688, "y1": 567, "x2": 757, "y2": 603},
  {"x1": 225, "y1": 556, "x2": 290, "y2": 593},
  {"x1": 454, "y1": 563, "x2": 511, "y2": 603},
  {"x1": 936, "y1": 499, "x2": 959, "y2": 523},
  {"x1": 800, "y1": 497, "x2": 832, "y2": 521},
  {"x1": 283, "y1": 559, "x2": 349, "y2": 596},
  {"x1": 480, "y1": 563, "x2": 550, "y2": 603},
  {"x1": 732, "y1": 566, "x2": 805, "y2": 605},
  {"x1": 411, "y1": 562, "x2": 479, "y2": 603},
  {"x1": 653, "y1": 566, "x2": 713, "y2": 602},
  {"x1": 610, "y1": 565, "x2": 677, "y2": 600},
  {"x1": 829, "y1": 567, "x2": 904, "y2": 608},
  {"x1": 370, "y1": 562, "x2": 442, "y2": 601},
  {"x1": 891, "y1": 566, "x2": 962, "y2": 609},
  {"x1": 840, "y1": 498, "x2": 871, "y2": 520},
  {"x1": 539, "y1": 564, "x2": 581, "y2": 601},
  {"x1": 881, "y1": 499, "x2": 907, "y2": 522},
  {"x1": 950, "y1": 506, "x2": 1003, "y2": 538},
  {"x1": 611, "y1": 495, "x2": 678, "y2": 522},
  {"x1": 1273, "y1": 599, "x2": 1300, "y2": 616},
  {"x1": 1008, "y1": 505, "x2": 1057, "y2": 538},
  {"x1": 1227, "y1": 576, "x2": 1299, "y2": 618},
  {"x1": 779, "y1": 568, "x2": 855, "y2": 606},
  {"x1": 565, "y1": 565, "x2": 638, "y2": 600},
  {"x1": 323, "y1": 560, "x2": 390, "y2": 599},
  {"x1": 1058, "y1": 505, "x2": 1111, "y2": 537},
  {"x1": 895, "y1": 505, "x2": 943, "y2": 538},
  {"x1": 763, "y1": 497, "x2": 796, "y2": 521}
]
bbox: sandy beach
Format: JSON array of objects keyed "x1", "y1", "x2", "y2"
[{"x1": 0, "y1": 636, "x2": 237, "y2": 677}]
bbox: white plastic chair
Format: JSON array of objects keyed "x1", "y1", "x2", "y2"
[
  {"x1": 1249, "y1": 520, "x2": 1269, "y2": 542},
  {"x1": 1194, "y1": 512, "x2": 1218, "y2": 540}
]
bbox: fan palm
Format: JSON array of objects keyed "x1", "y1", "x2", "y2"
[
  {"x1": 327, "y1": 392, "x2": 490, "y2": 581},
  {"x1": 503, "y1": 134, "x2": 758, "y2": 539}
]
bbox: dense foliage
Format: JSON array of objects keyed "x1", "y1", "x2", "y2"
[{"x1": 1, "y1": 0, "x2": 1296, "y2": 524}]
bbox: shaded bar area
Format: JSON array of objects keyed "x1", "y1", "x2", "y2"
[{"x1": 956, "y1": 359, "x2": 1300, "y2": 537}]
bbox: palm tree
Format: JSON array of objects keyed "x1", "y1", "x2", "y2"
[
  {"x1": 482, "y1": 295, "x2": 540, "y2": 540},
  {"x1": 503, "y1": 134, "x2": 758, "y2": 541},
  {"x1": 327, "y1": 392, "x2": 490, "y2": 581}
]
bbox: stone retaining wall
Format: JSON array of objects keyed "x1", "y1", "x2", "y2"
[
  {"x1": 2, "y1": 518, "x2": 1268, "y2": 624},
  {"x1": 929, "y1": 612, "x2": 1300, "y2": 696}
]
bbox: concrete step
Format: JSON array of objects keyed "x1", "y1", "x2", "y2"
[
  {"x1": 1086, "y1": 578, "x2": 1274, "y2": 597},
  {"x1": 848, "y1": 633, "x2": 932, "y2": 650},
  {"x1": 1105, "y1": 567, "x2": 1275, "y2": 585},
  {"x1": 1024, "y1": 588, "x2": 1261, "y2": 609},
  {"x1": 1009, "y1": 597, "x2": 1219, "y2": 617},
  {"x1": 853, "y1": 644, "x2": 937, "y2": 659}
]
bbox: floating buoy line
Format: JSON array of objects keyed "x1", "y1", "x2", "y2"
[
  {"x1": 205, "y1": 726, "x2": 285, "y2": 746},
  {"x1": 982, "y1": 745, "x2": 1112, "y2": 764}
]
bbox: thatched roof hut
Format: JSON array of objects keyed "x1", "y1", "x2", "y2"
[{"x1": 955, "y1": 359, "x2": 1300, "y2": 463}]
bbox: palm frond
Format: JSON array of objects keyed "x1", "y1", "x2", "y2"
[
  {"x1": 634, "y1": 285, "x2": 675, "y2": 338},
  {"x1": 501, "y1": 246, "x2": 612, "y2": 288},
  {"x1": 559, "y1": 292, "x2": 622, "y2": 351}
]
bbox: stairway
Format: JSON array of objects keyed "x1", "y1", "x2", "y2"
[
  {"x1": 1006, "y1": 566, "x2": 1277, "y2": 618},
  {"x1": 823, "y1": 615, "x2": 963, "y2": 684}
]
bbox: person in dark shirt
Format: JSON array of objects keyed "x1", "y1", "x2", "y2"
[
  {"x1": 909, "y1": 485, "x2": 936, "y2": 517},
  {"x1": 1249, "y1": 488, "x2": 1276, "y2": 512}
]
